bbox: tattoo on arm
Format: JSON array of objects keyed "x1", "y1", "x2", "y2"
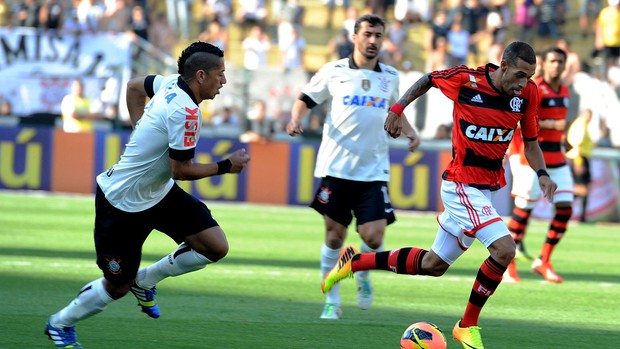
[{"x1": 397, "y1": 73, "x2": 433, "y2": 106}]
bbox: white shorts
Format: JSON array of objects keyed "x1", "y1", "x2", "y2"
[
  {"x1": 431, "y1": 180, "x2": 510, "y2": 265},
  {"x1": 510, "y1": 155, "x2": 574, "y2": 209}
]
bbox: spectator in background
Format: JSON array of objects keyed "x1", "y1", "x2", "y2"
[
  {"x1": 327, "y1": 28, "x2": 355, "y2": 61},
  {"x1": 0, "y1": 96, "x2": 12, "y2": 116},
  {"x1": 580, "y1": 0, "x2": 602, "y2": 37},
  {"x1": 537, "y1": 0, "x2": 567, "y2": 47},
  {"x1": 595, "y1": 0, "x2": 620, "y2": 77},
  {"x1": 426, "y1": 10, "x2": 451, "y2": 69},
  {"x1": 14, "y1": 0, "x2": 41, "y2": 27},
  {"x1": 199, "y1": 20, "x2": 229, "y2": 55},
  {"x1": 0, "y1": 0, "x2": 11, "y2": 27},
  {"x1": 381, "y1": 19, "x2": 408, "y2": 67},
  {"x1": 202, "y1": 0, "x2": 233, "y2": 31},
  {"x1": 514, "y1": 0, "x2": 539, "y2": 43},
  {"x1": 242, "y1": 25, "x2": 271, "y2": 71},
  {"x1": 130, "y1": 4, "x2": 149, "y2": 41},
  {"x1": 566, "y1": 108, "x2": 594, "y2": 222},
  {"x1": 149, "y1": 11, "x2": 176, "y2": 56},
  {"x1": 76, "y1": 0, "x2": 106, "y2": 32},
  {"x1": 447, "y1": 19, "x2": 470, "y2": 66},
  {"x1": 236, "y1": 0, "x2": 267, "y2": 37},
  {"x1": 240, "y1": 99, "x2": 275, "y2": 143},
  {"x1": 212, "y1": 106, "x2": 241, "y2": 126},
  {"x1": 38, "y1": 0, "x2": 64, "y2": 31},
  {"x1": 394, "y1": 0, "x2": 431, "y2": 24},
  {"x1": 104, "y1": 0, "x2": 131, "y2": 33},
  {"x1": 61, "y1": 79, "x2": 101, "y2": 133},
  {"x1": 457, "y1": 0, "x2": 489, "y2": 67},
  {"x1": 279, "y1": 25, "x2": 306, "y2": 72},
  {"x1": 325, "y1": 0, "x2": 351, "y2": 29}
]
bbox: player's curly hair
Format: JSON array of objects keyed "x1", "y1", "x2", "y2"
[{"x1": 177, "y1": 41, "x2": 224, "y2": 80}]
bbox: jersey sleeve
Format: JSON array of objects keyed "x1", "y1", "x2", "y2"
[
  {"x1": 167, "y1": 102, "x2": 200, "y2": 161},
  {"x1": 520, "y1": 83, "x2": 540, "y2": 141},
  {"x1": 430, "y1": 66, "x2": 467, "y2": 102},
  {"x1": 144, "y1": 75, "x2": 166, "y2": 98},
  {"x1": 300, "y1": 63, "x2": 332, "y2": 106}
]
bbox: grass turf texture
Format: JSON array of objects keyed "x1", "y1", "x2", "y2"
[{"x1": 0, "y1": 191, "x2": 618, "y2": 349}]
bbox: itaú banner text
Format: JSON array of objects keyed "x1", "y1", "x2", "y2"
[
  {"x1": 0, "y1": 27, "x2": 131, "y2": 116},
  {"x1": 0, "y1": 126, "x2": 443, "y2": 212}
]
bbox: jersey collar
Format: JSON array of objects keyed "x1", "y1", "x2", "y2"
[
  {"x1": 348, "y1": 55, "x2": 382, "y2": 72},
  {"x1": 177, "y1": 76, "x2": 198, "y2": 105}
]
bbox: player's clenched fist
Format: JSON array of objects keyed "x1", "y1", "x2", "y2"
[{"x1": 227, "y1": 148, "x2": 250, "y2": 173}]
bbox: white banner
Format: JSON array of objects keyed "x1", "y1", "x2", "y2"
[{"x1": 0, "y1": 27, "x2": 131, "y2": 116}]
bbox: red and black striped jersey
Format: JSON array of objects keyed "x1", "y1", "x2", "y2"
[
  {"x1": 534, "y1": 77, "x2": 569, "y2": 167},
  {"x1": 431, "y1": 64, "x2": 539, "y2": 190}
]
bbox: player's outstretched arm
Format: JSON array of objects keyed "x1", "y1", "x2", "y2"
[
  {"x1": 169, "y1": 149, "x2": 250, "y2": 180},
  {"x1": 287, "y1": 99, "x2": 310, "y2": 136},
  {"x1": 385, "y1": 73, "x2": 433, "y2": 138}
]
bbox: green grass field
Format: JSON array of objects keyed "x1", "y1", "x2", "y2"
[{"x1": 0, "y1": 191, "x2": 619, "y2": 349}]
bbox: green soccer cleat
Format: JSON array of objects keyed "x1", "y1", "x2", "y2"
[
  {"x1": 452, "y1": 320, "x2": 484, "y2": 349},
  {"x1": 321, "y1": 245, "x2": 359, "y2": 293}
]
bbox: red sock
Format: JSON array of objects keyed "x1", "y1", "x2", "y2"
[
  {"x1": 540, "y1": 207, "x2": 571, "y2": 263},
  {"x1": 461, "y1": 257, "x2": 505, "y2": 327},
  {"x1": 351, "y1": 247, "x2": 427, "y2": 275},
  {"x1": 507, "y1": 207, "x2": 531, "y2": 243}
]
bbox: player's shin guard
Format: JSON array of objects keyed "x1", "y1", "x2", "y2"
[
  {"x1": 356, "y1": 241, "x2": 384, "y2": 280},
  {"x1": 54, "y1": 277, "x2": 113, "y2": 327},
  {"x1": 321, "y1": 244, "x2": 342, "y2": 305},
  {"x1": 351, "y1": 247, "x2": 427, "y2": 275},
  {"x1": 461, "y1": 257, "x2": 505, "y2": 327},
  {"x1": 136, "y1": 243, "x2": 213, "y2": 288},
  {"x1": 540, "y1": 207, "x2": 572, "y2": 263}
]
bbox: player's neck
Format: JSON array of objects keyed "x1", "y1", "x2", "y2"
[
  {"x1": 544, "y1": 76, "x2": 562, "y2": 90},
  {"x1": 352, "y1": 52, "x2": 378, "y2": 70}
]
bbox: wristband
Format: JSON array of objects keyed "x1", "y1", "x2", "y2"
[
  {"x1": 536, "y1": 169, "x2": 549, "y2": 178},
  {"x1": 217, "y1": 159, "x2": 232, "y2": 175},
  {"x1": 389, "y1": 103, "x2": 405, "y2": 117}
]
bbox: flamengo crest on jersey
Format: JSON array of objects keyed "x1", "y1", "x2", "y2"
[
  {"x1": 431, "y1": 64, "x2": 539, "y2": 190},
  {"x1": 302, "y1": 57, "x2": 400, "y2": 182}
]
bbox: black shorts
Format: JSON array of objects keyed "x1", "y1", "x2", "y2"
[
  {"x1": 310, "y1": 176, "x2": 396, "y2": 228},
  {"x1": 94, "y1": 183, "x2": 218, "y2": 284},
  {"x1": 571, "y1": 157, "x2": 592, "y2": 185}
]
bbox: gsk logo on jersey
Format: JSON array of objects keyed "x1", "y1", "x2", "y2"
[
  {"x1": 184, "y1": 107, "x2": 199, "y2": 147},
  {"x1": 342, "y1": 95, "x2": 388, "y2": 109},
  {"x1": 461, "y1": 119, "x2": 514, "y2": 143}
]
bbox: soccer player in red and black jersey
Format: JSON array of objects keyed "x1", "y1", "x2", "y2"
[
  {"x1": 505, "y1": 47, "x2": 574, "y2": 284},
  {"x1": 321, "y1": 41, "x2": 557, "y2": 349}
]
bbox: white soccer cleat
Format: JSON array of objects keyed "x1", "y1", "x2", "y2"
[
  {"x1": 319, "y1": 303, "x2": 342, "y2": 320},
  {"x1": 356, "y1": 277, "x2": 374, "y2": 310}
]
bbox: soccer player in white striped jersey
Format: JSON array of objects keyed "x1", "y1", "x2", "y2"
[
  {"x1": 45, "y1": 42, "x2": 250, "y2": 348},
  {"x1": 287, "y1": 14, "x2": 420, "y2": 320}
]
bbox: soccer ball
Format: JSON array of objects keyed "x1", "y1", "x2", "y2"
[{"x1": 400, "y1": 322, "x2": 447, "y2": 349}]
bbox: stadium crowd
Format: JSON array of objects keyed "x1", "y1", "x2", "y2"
[{"x1": 0, "y1": 0, "x2": 619, "y2": 149}]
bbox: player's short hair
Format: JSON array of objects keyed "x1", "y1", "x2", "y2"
[
  {"x1": 177, "y1": 41, "x2": 224, "y2": 80},
  {"x1": 542, "y1": 47, "x2": 567, "y2": 62},
  {"x1": 502, "y1": 41, "x2": 537, "y2": 66},
  {"x1": 353, "y1": 14, "x2": 385, "y2": 34}
]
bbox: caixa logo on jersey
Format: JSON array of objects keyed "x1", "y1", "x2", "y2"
[
  {"x1": 342, "y1": 95, "x2": 388, "y2": 109},
  {"x1": 460, "y1": 119, "x2": 514, "y2": 143}
]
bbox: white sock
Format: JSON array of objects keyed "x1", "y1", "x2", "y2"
[
  {"x1": 321, "y1": 243, "x2": 341, "y2": 305},
  {"x1": 357, "y1": 241, "x2": 384, "y2": 280},
  {"x1": 136, "y1": 243, "x2": 213, "y2": 289},
  {"x1": 53, "y1": 277, "x2": 113, "y2": 327}
]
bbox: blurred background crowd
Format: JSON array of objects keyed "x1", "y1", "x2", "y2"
[{"x1": 0, "y1": 0, "x2": 619, "y2": 150}]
